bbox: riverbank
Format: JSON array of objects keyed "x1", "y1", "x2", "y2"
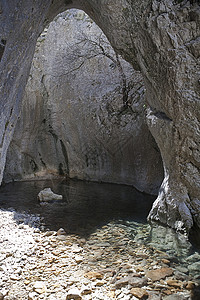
[{"x1": 0, "y1": 207, "x2": 199, "y2": 300}]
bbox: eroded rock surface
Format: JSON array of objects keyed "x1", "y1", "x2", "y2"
[
  {"x1": 0, "y1": 0, "x2": 199, "y2": 231},
  {"x1": 83, "y1": 0, "x2": 200, "y2": 232},
  {"x1": 4, "y1": 10, "x2": 163, "y2": 194},
  {"x1": 142, "y1": 1, "x2": 200, "y2": 232}
]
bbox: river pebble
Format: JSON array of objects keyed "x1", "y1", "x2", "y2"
[{"x1": 0, "y1": 208, "x2": 199, "y2": 299}]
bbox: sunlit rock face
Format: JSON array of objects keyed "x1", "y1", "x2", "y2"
[
  {"x1": 136, "y1": 1, "x2": 200, "y2": 232},
  {"x1": 85, "y1": 0, "x2": 200, "y2": 232},
  {"x1": 0, "y1": 0, "x2": 199, "y2": 231},
  {"x1": 4, "y1": 10, "x2": 163, "y2": 195}
]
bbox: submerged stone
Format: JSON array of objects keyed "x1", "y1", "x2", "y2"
[{"x1": 145, "y1": 268, "x2": 173, "y2": 282}]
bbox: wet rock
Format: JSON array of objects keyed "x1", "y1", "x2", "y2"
[
  {"x1": 130, "y1": 287, "x2": 149, "y2": 299},
  {"x1": 145, "y1": 268, "x2": 173, "y2": 282},
  {"x1": 37, "y1": 188, "x2": 62, "y2": 202},
  {"x1": 0, "y1": 293, "x2": 3, "y2": 300}
]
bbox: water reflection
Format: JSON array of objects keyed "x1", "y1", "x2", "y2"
[{"x1": 0, "y1": 178, "x2": 155, "y2": 235}]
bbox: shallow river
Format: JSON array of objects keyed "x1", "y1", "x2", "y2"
[
  {"x1": 0, "y1": 179, "x2": 200, "y2": 291},
  {"x1": 0, "y1": 179, "x2": 155, "y2": 235}
]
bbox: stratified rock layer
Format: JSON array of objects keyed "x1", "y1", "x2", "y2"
[
  {"x1": 0, "y1": 0, "x2": 199, "y2": 231},
  {"x1": 4, "y1": 10, "x2": 163, "y2": 194}
]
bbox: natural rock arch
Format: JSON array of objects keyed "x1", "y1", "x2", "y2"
[
  {"x1": 4, "y1": 9, "x2": 164, "y2": 195},
  {"x1": 0, "y1": 0, "x2": 199, "y2": 232}
]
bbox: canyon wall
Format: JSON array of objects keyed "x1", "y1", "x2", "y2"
[
  {"x1": 76, "y1": 0, "x2": 200, "y2": 233},
  {"x1": 0, "y1": 0, "x2": 199, "y2": 232},
  {"x1": 4, "y1": 10, "x2": 163, "y2": 195}
]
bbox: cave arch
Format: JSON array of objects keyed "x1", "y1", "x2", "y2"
[
  {"x1": 4, "y1": 9, "x2": 164, "y2": 195},
  {"x1": 0, "y1": 0, "x2": 199, "y2": 232}
]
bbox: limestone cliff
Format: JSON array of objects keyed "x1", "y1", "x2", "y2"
[
  {"x1": 4, "y1": 10, "x2": 163, "y2": 195},
  {"x1": 0, "y1": 0, "x2": 199, "y2": 232},
  {"x1": 80, "y1": 0, "x2": 200, "y2": 233}
]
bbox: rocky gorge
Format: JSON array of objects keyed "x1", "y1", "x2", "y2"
[
  {"x1": 0, "y1": 1, "x2": 200, "y2": 299},
  {"x1": 0, "y1": 0, "x2": 199, "y2": 232}
]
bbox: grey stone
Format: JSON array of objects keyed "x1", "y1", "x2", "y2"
[
  {"x1": 37, "y1": 188, "x2": 63, "y2": 202},
  {"x1": 162, "y1": 295, "x2": 190, "y2": 300},
  {"x1": 175, "y1": 266, "x2": 189, "y2": 275},
  {"x1": 115, "y1": 275, "x2": 147, "y2": 289},
  {"x1": 115, "y1": 277, "x2": 130, "y2": 289},
  {"x1": 129, "y1": 276, "x2": 148, "y2": 288},
  {"x1": 148, "y1": 291, "x2": 161, "y2": 300},
  {"x1": 186, "y1": 253, "x2": 200, "y2": 263},
  {"x1": 188, "y1": 262, "x2": 200, "y2": 274}
]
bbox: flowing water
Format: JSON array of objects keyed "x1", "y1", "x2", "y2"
[{"x1": 0, "y1": 179, "x2": 200, "y2": 292}]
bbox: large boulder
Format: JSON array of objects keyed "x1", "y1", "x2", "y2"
[{"x1": 38, "y1": 188, "x2": 63, "y2": 202}]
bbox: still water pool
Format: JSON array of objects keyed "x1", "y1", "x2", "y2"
[{"x1": 0, "y1": 179, "x2": 155, "y2": 234}]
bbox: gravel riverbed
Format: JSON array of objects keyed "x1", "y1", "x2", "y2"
[{"x1": 0, "y1": 207, "x2": 200, "y2": 300}]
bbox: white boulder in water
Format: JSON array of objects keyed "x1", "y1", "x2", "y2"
[{"x1": 37, "y1": 188, "x2": 63, "y2": 202}]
